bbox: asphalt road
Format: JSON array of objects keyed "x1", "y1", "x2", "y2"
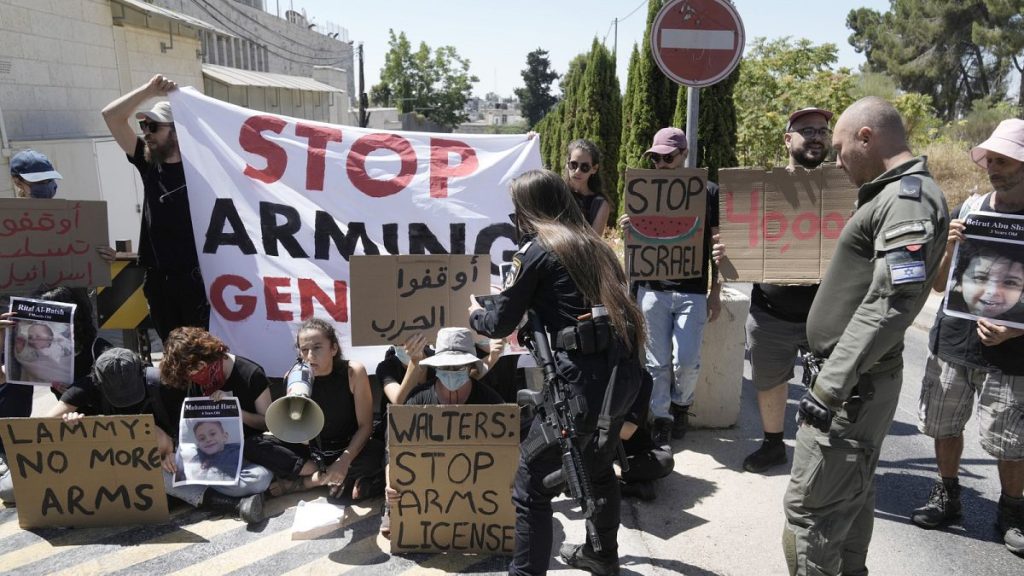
[{"x1": 1, "y1": 294, "x2": 1021, "y2": 575}]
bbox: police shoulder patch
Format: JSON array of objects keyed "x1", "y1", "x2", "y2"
[{"x1": 899, "y1": 176, "x2": 922, "y2": 199}]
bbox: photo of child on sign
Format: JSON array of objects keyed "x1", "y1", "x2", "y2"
[
  {"x1": 944, "y1": 211, "x2": 1024, "y2": 329},
  {"x1": 4, "y1": 297, "x2": 76, "y2": 386},
  {"x1": 173, "y1": 398, "x2": 244, "y2": 486}
]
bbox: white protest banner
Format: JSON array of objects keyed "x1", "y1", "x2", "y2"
[{"x1": 169, "y1": 88, "x2": 541, "y2": 375}]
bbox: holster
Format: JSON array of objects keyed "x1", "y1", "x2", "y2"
[{"x1": 553, "y1": 316, "x2": 611, "y2": 355}]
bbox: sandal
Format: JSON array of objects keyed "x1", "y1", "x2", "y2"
[{"x1": 268, "y1": 477, "x2": 305, "y2": 497}]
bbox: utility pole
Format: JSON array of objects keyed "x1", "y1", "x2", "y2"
[
  {"x1": 358, "y1": 43, "x2": 369, "y2": 128},
  {"x1": 613, "y1": 17, "x2": 618, "y2": 59}
]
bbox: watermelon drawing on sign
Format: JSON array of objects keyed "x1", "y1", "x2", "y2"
[{"x1": 628, "y1": 215, "x2": 702, "y2": 245}]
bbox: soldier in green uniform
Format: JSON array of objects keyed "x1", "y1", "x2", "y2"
[{"x1": 782, "y1": 96, "x2": 950, "y2": 576}]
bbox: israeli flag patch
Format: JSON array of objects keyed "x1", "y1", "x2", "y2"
[{"x1": 890, "y1": 261, "x2": 926, "y2": 284}]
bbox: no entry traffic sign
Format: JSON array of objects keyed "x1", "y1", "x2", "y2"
[{"x1": 650, "y1": 0, "x2": 745, "y2": 88}]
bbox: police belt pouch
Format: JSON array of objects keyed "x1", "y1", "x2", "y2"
[{"x1": 554, "y1": 316, "x2": 611, "y2": 355}]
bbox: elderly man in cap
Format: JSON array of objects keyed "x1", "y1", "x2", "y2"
[
  {"x1": 912, "y1": 118, "x2": 1024, "y2": 556},
  {"x1": 102, "y1": 75, "x2": 209, "y2": 345},
  {"x1": 742, "y1": 107, "x2": 835, "y2": 474},
  {"x1": 621, "y1": 127, "x2": 721, "y2": 445}
]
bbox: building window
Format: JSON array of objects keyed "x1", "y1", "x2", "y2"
[
  {"x1": 241, "y1": 40, "x2": 249, "y2": 70},
  {"x1": 216, "y1": 35, "x2": 225, "y2": 65}
]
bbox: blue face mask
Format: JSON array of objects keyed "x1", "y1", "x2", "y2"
[
  {"x1": 29, "y1": 180, "x2": 57, "y2": 199},
  {"x1": 435, "y1": 368, "x2": 469, "y2": 391},
  {"x1": 393, "y1": 347, "x2": 410, "y2": 366}
]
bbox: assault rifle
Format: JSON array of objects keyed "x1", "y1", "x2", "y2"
[{"x1": 517, "y1": 310, "x2": 605, "y2": 552}]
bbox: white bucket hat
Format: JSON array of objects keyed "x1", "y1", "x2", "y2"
[{"x1": 970, "y1": 118, "x2": 1024, "y2": 168}]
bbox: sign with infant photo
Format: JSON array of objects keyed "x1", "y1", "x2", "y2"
[
  {"x1": 4, "y1": 297, "x2": 75, "y2": 386},
  {"x1": 943, "y1": 211, "x2": 1024, "y2": 329},
  {"x1": 173, "y1": 397, "x2": 244, "y2": 486}
]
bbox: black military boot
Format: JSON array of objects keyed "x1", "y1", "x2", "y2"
[
  {"x1": 202, "y1": 490, "x2": 264, "y2": 524},
  {"x1": 996, "y1": 494, "x2": 1024, "y2": 555},
  {"x1": 911, "y1": 478, "x2": 961, "y2": 529},
  {"x1": 669, "y1": 403, "x2": 690, "y2": 440},
  {"x1": 651, "y1": 417, "x2": 673, "y2": 446},
  {"x1": 559, "y1": 542, "x2": 619, "y2": 575}
]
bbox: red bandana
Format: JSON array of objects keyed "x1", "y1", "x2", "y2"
[{"x1": 191, "y1": 360, "x2": 226, "y2": 396}]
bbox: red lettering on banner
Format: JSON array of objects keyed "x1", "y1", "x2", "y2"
[
  {"x1": 347, "y1": 134, "x2": 417, "y2": 198},
  {"x1": 264, "y1": 276, "x2": 293, "y2": 321},
  {"x1": 298, "y1": 278, "x2": 347, "y2": 322},
  {"x1": 240, "y1": 115, "x2": 288, "y2": 183},
  {"x1": 210, "y1": 275, "x2": 348, "y2": 322},
  {"x1": 821, "y1": 212, "x2": 845, "y2": 239},
  {"x1": 725, "y1": 187, "x2": 851, "y2": 251},
  {"x1": 429, "y1": 138, "x2": 479, "y2": 198},
  {"x1": 210, "y1": 275, "x2": 257, "y2": 321},
  {"x1": 296, "y1": 123, "x2": 343, "y2": 191},
  {"x1": 725, "y1": 188, "x2": 761, "y2": 248},
  {"x1": 791, "y1": 213, "x2": 819, "y2": 241}
]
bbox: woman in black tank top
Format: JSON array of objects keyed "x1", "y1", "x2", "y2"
[{"x1": 564, "y1": 139, "x2": 611, "y2": 235}]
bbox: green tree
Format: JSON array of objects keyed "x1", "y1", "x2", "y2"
[
  {"x1": 577, "y1": 39, "x2": 623, "y2": 217},
  {"x1": 847, "y1": 1, "x2": 1014, "y2": 121},
  {"x1": 371, "y1": 30, "x2": 479, "y2": 131},
  {"x1": 972, "y1": 0, "x2": 1024, "y2": 113},
  {"x1": 514, "y1": 49, "x2": 560, "y2": 128},
  {"x1": 734, "y1": 37, "x2": 856, "y2": 168},
  {"x1": 618, "y1": 44, "x2": 641, "y2": 214}
]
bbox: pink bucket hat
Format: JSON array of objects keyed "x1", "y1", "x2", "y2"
[
  {"x1": 645, "y1": 127, "x2": 688, "y2": 156},
  {"x1": 971, "y1": 119, "x2": 1024, "y2": 168}
]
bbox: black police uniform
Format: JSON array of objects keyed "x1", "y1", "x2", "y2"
[{"x1": 470, "y1": 238, "x2": 639, "y2": 574}]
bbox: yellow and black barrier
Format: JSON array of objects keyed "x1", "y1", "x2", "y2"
[{"x1": 96, "y1": 256, "x2": 150, "y2": 330}]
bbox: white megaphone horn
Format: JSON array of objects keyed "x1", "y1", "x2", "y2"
[{"x1": 265, "y1": 360, "x2": 325, "y2": 443}]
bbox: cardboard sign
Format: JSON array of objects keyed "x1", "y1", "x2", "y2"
[
  {"x1": 623, "y1": 167, "x2": 708, "y2": 281},
  {"x1": 350, "y1": 254, "x2": 490, "y2": 346},
  {"x1": 0, "y1": 415, "x2": 169, "y2": 528},
  {"x1": 387, "y1": 404, "x2": 519, "y2": 553},
  {"x1": 717, "y1": 166, "x2": 858, "y2": 283},
  {"x1": 0, "y1": 199, "x2": 111, "y2": 293}
]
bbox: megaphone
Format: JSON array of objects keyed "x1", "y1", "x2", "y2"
[{"x1": 265, "y1": 360, "x2": 325, "y2": 443}]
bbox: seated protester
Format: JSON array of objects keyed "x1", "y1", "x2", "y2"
[
  {"x1": 39, "y1": 286, "x2": 113, "y2": 400},
  {"x1": 373, "y1": 333, "x2": 434, "y2": 441},
  {"x1": 380, "y1": 327, "x2": 504, "y2": 536},
  {"x1": 619, "y1": 369, "x2": 674, "y2": 501},
  {"x1": 2, "y1": 348, "x2": 172, "y2": 504},
  {"x1": 249, "y1": 318, "x2": 385, "y2": 500},
  {"x1": 158, "y1": 327, "x2": 273, "y2": 524}
]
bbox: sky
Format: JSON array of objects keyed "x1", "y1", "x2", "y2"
[{"x1": 284, "y1": 0, "x2": 894, "y2": 99}]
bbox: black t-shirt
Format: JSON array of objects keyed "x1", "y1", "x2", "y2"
[
  {"x1": 932, "y1": 197, "x2": 1024, "y2": 374},
  {"x1": 60, "y1": 367, "x2": 176, "y2": 435},
  {"x1": 751, "y1": 284, "x2": 820, "y2": 323},
  {"x1": 128, "y1": 138, "x2": 199, "y2": 274},
  {"x1": 162, "y1": 355, "x2": 270, "y2": 439},
  {"x1": 405, "y1": 381, "x2": 504, "y2": 406},
  {"x1": 638, "y1": 182, "x2": 721, "y2": 294}
]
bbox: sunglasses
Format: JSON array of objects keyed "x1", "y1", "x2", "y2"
[
  {"x1": 649, "y1": 151, "x2": 682, "y2": 164},
  {"x1": 567, "y1": 161, "x2": 592, "y2": 174},
  {"x1": 789, "y1": 127, "x2": 832, "y2": 139},
  {"x1": 139, "y1": 121, "x2": 172, "y2": 134}
]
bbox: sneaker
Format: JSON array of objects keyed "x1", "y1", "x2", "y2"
[
  {"x1": 997, "y1": 496, "x2": 1024, "y2": 555},
  {"x1": 651, "y1": 418, "x2": 673, "y2": 446},
  {"x1": 620, "y1": 480, "x2": 656, "y2": 501},
  {"x1": 670, "y1": 404, "x2": 689, "y2": 440},
  {"x1": 911, "y1": 480, "x2": 961, "y2": 529},
  {"x1": 559, "y1": 542, "x2": 619, "y2": 576},
  {"x1": 380, "y1": 501, "x2": 392, "y2": 538},
  {"x1": 743, "y1": 441, "x2": 787, "y2": 473}
]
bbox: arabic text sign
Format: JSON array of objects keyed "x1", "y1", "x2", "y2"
[
  {"x1": 717, "y1": 166, "x2": 858, "y2": 283},
  {"x1": 624, "y1": 167, "x2": 708, "y2": 282},
  {"x1": 387, "y1": 404, "x2": 518, "y2": 553},
  {"x1": 0, "y1": 199, "x2": 110, "y2": 293},
  {"x1": 350, "y1": 254, "x2": 490, "y2": 346},
  {"x1": 943, "y1": 211, "x2": 1024, "y2": 329},
  {"x1": 0, "y1": 415, "x2": 169, "y2": 528},
  {"x1": 170, "y1": 88, "x2": 539, "y2": 376}
]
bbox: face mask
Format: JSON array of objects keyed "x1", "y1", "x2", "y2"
[
  {"x1": 435, "y1": 368, "x2": 468, "y2": 392},
  {"x1": 29, "y1": 180, "x2": 57, "y2": 199},
  {"x1": 393, "y1": 347, "x2": 410, "y2": 366},
  {"x1": 191, "y1": 360, "x2": 226, "y2": 396}
]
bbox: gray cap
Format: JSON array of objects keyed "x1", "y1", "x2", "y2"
[
  {"x1": 135, "y1": 101, "x2": 174, "y2": 123},
  {"x1": 93, "y1": 348, "x2": 147, "y2": 408}
]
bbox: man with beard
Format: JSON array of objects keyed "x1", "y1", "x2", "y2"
[
  {"x1": 912, "y1": 118, "x2": 1024, "y2": 557},
  {"x1": 102, "y1": 75, "x2": 208, "y2": 344},
  {"x1": 742, "y1": 108, "x2": 834, "y2": 473}
]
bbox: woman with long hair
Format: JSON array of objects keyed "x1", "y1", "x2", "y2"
[
  {"x1": 564, "y1": 139, "x2": 612, "y2": 235},
  {"x1": 469, "y1": 169, "x2": 644, "y2": 575}
]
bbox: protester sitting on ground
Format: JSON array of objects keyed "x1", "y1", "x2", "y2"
[
  {"x1": 619, "y1": 369, "x2": 675, "y2": 500},
  {"x1": 564, "y1": 139, "x2": 611, "y2": 235},
  {"x1": 380, "y1": 326, "x2": 505, "y2": 537},
  {"x1": 2, "y1": 348, "x2": 173, "y2": 504},
  {"x1": 248, "y1": 318, "x2": 385, "y2": 501},
  {"x1": 157, "y1": 327, "x2": 273, "y2": 524},
  {"x1": 373, "y1": 333, "x2": 434, "y2": 441}
]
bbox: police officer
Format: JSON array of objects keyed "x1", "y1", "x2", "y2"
[
  {"x1": 782, "y1": 97, "x2": 949, "y2": 575},
  {"x1": 469, "y1": 169, "x2": 644, "y2": 575}
]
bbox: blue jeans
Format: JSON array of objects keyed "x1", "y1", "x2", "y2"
[
  {"x1": 639, "y1": 286, "x2": 707, "y2": 419},
  {"x1": 163, "y1": 461, "x2": 272, "y2": 507}
]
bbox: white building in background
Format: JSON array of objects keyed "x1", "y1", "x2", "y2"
[{"x1": 0, "y1": 0, "x2": 353, "y2": 248}]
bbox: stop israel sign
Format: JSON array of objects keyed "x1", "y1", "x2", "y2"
[{"x1": 650, "y1": 0, "x2": 745, "y2": 88}]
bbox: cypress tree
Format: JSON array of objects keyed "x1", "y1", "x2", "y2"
[
  {"x1": 618, "y1": 43, "x2": 641, "y2": 217},
  {"x1": 577, "y1": 39, "x2": 622, "y2": 223}
]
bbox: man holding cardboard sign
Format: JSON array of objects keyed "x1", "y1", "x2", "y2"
[
  {"x1": 743, "y1": 107, "x2": 834, "y2": 474},
  {"x1": 913, "y1": 119, "x2": 1024, "y2": 556},
  {"x1": 782, "y1": 97, "x2": 949, "y2": 575}
]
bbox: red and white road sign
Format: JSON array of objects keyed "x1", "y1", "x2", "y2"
[{"x1": 650, "y1": 0, "x2": 745, "y2": 88}]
